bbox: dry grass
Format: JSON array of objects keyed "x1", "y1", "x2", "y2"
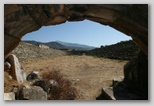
[
  {"x1": 21, "y1": 55, "x2": 128, "y2": 100},
  {"x1": 41, "y1": 69, "x2": 78, "y2": 100},
  {"x1": 4, "y1": 71, "x2": 18, "y2": 93},
  {"x1": 4, "y1": 72, "x2": 18, "y2": 87}
]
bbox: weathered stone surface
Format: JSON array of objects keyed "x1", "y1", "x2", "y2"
[
  {"x1": 22, "y1": 86, "x2": 47, "y2": 100},
  {"x1": 15, "y1": 85, "x2": 47, "y2": 100},
  {"x1": 4, "y1": 92, "x2": 15, "y2": 100},
  {"x1": 123, "y1": 51, "x2": 148, "y2": 99},
  {"x1": 4, "y1": 4, "x2": 148, "y2": 58},
  {"x1": 5, "y1": 54, "x2": 26, "y2": 83},
  {"x1": 96, "y1": 87, "x2": 115, "y2": 100}
]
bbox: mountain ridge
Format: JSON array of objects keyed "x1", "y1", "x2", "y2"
[
  {"x1": 56, "y1": 41, "x2": 96, "y2": 50},
  {"x1": 23, "y1": 40, "x2": 96, "y2": 50}
]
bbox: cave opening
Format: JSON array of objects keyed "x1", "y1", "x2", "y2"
[
  {"x1": 7, "y1": 19, "x2": 138, "y2": 100},
  {"x1": 4, "y1": 4, "x2": 148, "y2": 100}
]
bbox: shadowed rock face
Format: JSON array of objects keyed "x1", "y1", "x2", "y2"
[{"x1": 4, "y1": 4, "x2": 148, "y2": 58}]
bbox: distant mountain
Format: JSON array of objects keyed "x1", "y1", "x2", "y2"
[
  {"x1": 56, "y1": 41, "x2": 96, "y2": 50},
  {"x1": 23, "y1": 40, "x2": 96, "y2": 50}
]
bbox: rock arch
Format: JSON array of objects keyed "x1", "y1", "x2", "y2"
[
  {"x1": 4, "y1": 4, "x2": 148, "y2": 99},
  {"x1": 4, "y1": 4, "x2": 148, "y2": 58}
]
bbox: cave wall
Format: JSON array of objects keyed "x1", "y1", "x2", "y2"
[
  {"x1": 4, "y1": 4, "x2": 148, "y2": 99},
  {"x1": 4, "y1": 4, "x2": 148, "y2": 58}
]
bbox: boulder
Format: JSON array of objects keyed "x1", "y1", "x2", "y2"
[
  {"x1": 32, "y1": 80, "x2": 50, "y2": 92},
  {"x1": 23, "y1": 86, "x2": 47, "y2": 100},
  {"x1": 5, "y1": 54, "x2": 26, "y2": 83},
  {"x1": 26, "y1": 71, "x2": 39, "y2": 81},
  {"x1": 4, "y1": 92, "x2": 15, "y2": 100},
  {"x1": 15, "y1": 85, "x2": 47, "y2": 100}
]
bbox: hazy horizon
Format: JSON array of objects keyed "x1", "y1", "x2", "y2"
[
  {"x1": 22, "y1": 39, "x2": 132, "y2": 48},
  {"x1": 22, "y1": 19, "x2": 132, "y2": 47}
]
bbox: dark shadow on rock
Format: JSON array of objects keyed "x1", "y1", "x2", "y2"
[
  {"x1": 96, "y1": 51, "x2": 148, "y2": 100},
  {"x1": 96, "y1": 82, "x2": 148, "y2": 100}
]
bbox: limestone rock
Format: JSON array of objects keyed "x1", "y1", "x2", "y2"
[
  {"x1": 6, "y1": 54, "x2": 26, "y2": 83},
  {"x1": 4, "y1": 92, "x2": 15, "y2": 100},
  {"x1": 22, "y1": 86, "x2": 47, "y2": 100},
  {"x1": 96, "y1": 87, "x2": 115, "y2": 100},
  {"x1": 15, "y1": 85, "x2": 47, "y2": 100}
]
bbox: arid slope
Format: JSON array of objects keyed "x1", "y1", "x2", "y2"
[{"x1": 21, "y1": 55, "x2": 128, "y2": 100}]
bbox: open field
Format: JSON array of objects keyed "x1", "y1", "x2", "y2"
[{"x1": 21, "y1": 55, "x2": 128, "y2": 100}]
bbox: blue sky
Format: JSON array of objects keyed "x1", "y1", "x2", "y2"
[{"x1": 22, "y1": 19, "x2": 131, "y2": 47}]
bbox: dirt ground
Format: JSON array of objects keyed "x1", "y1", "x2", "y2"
[{"x1": 21, "y1": 55, "x2": 128, "y2": 100}]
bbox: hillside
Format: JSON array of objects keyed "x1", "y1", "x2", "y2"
[
  {"x1": 12, "y1": 40, "x2": 139, "y2": 62},
  {"x1": 11, "y1": 42, "x2": 67, "y2": 62},
  {"x1": 23, "y1": 40, "x2": 66, "y2": 50},
  {"x1": 70, "y1": 40, "x2": 139, "y2": 60},
  {"x1": 23, "y1": 40, "x2": 96, "y2": 50}
]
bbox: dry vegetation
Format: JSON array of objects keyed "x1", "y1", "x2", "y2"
[
  {"x1": 21, "y1": 55, "x2": 128, "y2": 100},
  {"x1": 4, "y1": 72, "x2": 19, "y2": 87},
  {"x1": 41, "y1": 69, "x2": 78, "y2": 100},
  {"x1": 4, "y1": 72, "x2": 18, "y2": 93}
]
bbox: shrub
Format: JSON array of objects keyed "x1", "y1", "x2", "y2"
[{"x1": 41, "y1": 69, "x2": 78, "y2": 100}]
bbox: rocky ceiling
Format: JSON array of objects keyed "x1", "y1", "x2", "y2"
[{"x1": 4, "y1": 4, "x2": 148, "y2": 59}]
